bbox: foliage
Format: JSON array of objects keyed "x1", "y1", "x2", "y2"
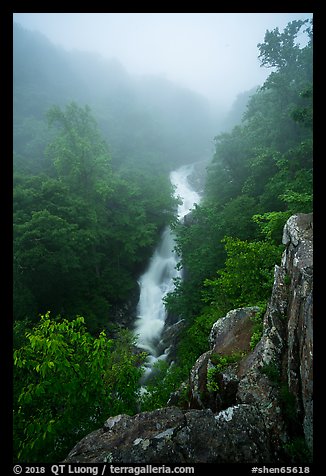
[
  {"x1": 210, "y1": 352, "x2": 243, "y2": 368},
  {"x1": 284, "y1": 274, "x2": 291, "y2": 286},
  {"x1": 139, "y1": 306, "x2": 222, "y2": 411},
  {"x1": 139, "y1": 309, "x2": 221, "y2": 411},
  {"x1": 207, "y1": 353, "x2": 244, "y2": 393},
  {"x1": 176, "y1": 311, "x2": 222, "y2": 369},
  {"x1": 13, "y1": 313, "x2": 144, "y2": 462},
  {"x1": 13, "y1": 317, "x2": 33, "y2": 350},
  {"x1": 167, "y1": 18, "x2": 312, "y2": 345},
  {"x1": 283, "y1": 437, "x2": 312, "y2": 464},
  {"x1": 13, "y1": 103, "x2": 177, "y2": 331},
  {"x1": 140, "y1": 361, "x2": 188, "y2": 412},
  {"x1": 279, "y1": 384, "x2": 298, "y2": 427},
  {"x1": 46, "y1": 102, "x2": 113, "y2": 198},
  {"x1": 257, "y1": 19, "x2": 312, "y2": 71},
  {"x1": 202, "y1": 237, "x2": 283, "y2": 314},
  {"x1": 13, "y1": 22, "x2": 217, "y2": 174},
  {"x1": 13, "y1": 21, "x2": 314, "y2": 462},
  {"x1": 280, "y1": 188, "x2": 313, "y2": 214},
  {"x1": 249, "y1": 303, "x2": 267, "y2": 351},
  {"x1": 206, "y1": 367, "x2": 220, "y2": 393},
  {"x1": 252, "y1": 212, "x2": 292, "y2": 244},
  {"x1": 260, "y1": 361, "x2": 281, "y2": 384}
]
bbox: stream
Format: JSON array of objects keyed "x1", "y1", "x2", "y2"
[{"x1": 133, "y1": 163, "x2": 202, "y2": 381}]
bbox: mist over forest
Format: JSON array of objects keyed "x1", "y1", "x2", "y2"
[
  {"x1": 13, "y1": 13, "x2": 313, "y2": 464},
  {"x1": 14, "y1": 21, "x2": 222, "y2": 175}
]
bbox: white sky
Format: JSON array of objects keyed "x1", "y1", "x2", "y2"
[{"x1": 13, "y1": 12, "x2": 313, "y2": 111}]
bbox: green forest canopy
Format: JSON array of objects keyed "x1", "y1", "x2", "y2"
[{"x1": 13, "y1": 19, "x2": 312, "y2": 463}]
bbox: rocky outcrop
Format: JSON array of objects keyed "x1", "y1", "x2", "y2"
[
  {"x1": 65, "y1": 213, "x2": 313, "y2": 463},
  {"x1": 238, "y1": 213, "x2": 313, "y2": 455},
  {"x1": 282, "y1": 213, "x2": 313, "y2": 449},
  {"x1": 185, "y1": 307, "x2": 258, "y2": 411},
  {"x1": 209, "y1": 307, "x2": 258, "y2": 354},
  {"x1": 157, "y1": 319, "x2": 186, "y2": 363},
  {"x1": 65, "y1": 405, "x2": 273, "y2": 464}
]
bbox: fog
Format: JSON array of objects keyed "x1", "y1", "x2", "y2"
[{"x1": 13, "y1": 12, "x2": 312, "y2": 112}]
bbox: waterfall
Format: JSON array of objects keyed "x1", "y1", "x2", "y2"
[{"x1": 134, "y1": 163, "x2": 201, "y2": 380}]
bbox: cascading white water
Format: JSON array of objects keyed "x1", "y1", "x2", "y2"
[{"x1": 134, "y1": 163, "x2": 201, "y2": 379}]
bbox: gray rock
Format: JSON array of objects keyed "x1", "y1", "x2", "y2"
[
  {"x1": 186, "y1": 307, "x2": 258, "y2": 411},
  {"x1": 64, "y1": 214, "x2": 313, "y2": 463},
  {"x1": 64, "y1": 407, "x2": 186, "y2": 464},
  {"x1": 157, "y1": 319, "x2": 186, "y2": 362},
  {"x1": 209, "y1": 306, "x2": 259, "y2": 353},
  {"x1": 282, "y1": 213, "x2": 313, "y2": 450},
  {"x1": 238, "y1": 213, "x2": 313, "y2": 452},
  {"x1": 188, "y1": 351, "x2": 211, "y2": 409},
  {"x1": 65, "y1": 405, "x2": 273, "y2": 463}
]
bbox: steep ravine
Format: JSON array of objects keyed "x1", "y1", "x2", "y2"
[
  {"x1": 64, "y1": 213, "x2": 313, "y2": 464},
  {"x1": 133, "y1": 163, "x2": 201, "y2": 380}
]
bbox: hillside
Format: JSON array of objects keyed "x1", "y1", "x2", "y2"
[
  {"x1": 13, "y1": 18, "x2": 313, "y2": 464},
  {"x1": 13, "y1": 22, "x2": 219, "y2": 174}
]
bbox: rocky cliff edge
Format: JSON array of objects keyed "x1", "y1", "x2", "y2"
[{"x1": 64, "y1": 213, "x2": 313, "y2": 464}]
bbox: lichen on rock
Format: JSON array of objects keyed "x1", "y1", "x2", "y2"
[{"x1": 64, "y1": 214, "x2": 313, "y2": 464}]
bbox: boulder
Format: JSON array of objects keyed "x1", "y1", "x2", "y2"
[
  {"x1": 157, "y1": 319, "x2": 186, "y2": 363},
  {"x1": 187, "y1": 307, "x2": 258, "y2": 411},
  {"x1": 209, "y1": 307, "x2": 259, "y2": 354},
  {"x1": 64, "y1": 405, "x2": 273, "y2": 463},
  {"x1": 64, "y1": 214, "x2": 313, "y2": 463}
]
